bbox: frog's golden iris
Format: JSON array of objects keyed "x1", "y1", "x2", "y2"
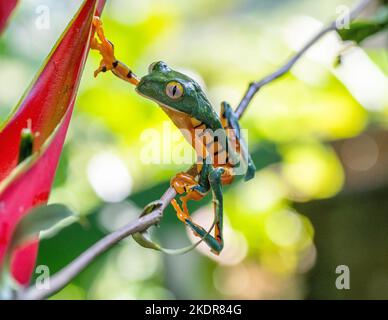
[{"x1": 166, "y1": 81, "x2": 184, "y2": 99}]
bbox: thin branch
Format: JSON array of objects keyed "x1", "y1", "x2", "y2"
[
  {"x1": 17, "y1": 0, "x2": 372, "y2": 300},
  {"x1": 234, "y1": 0, "x2": 371, "y2": 118},
  {"x1": 17, "y1": 188, "x2": 175, "y2": 300}
]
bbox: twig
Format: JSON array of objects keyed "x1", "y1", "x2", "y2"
[
  {"x1": 235, "y1": 0, "x2": 371, "y2": 118},
  {"x1": 17, "y1": 188, "x2": 175, "y2": 300},
  {"x1": 17, "y1": 0, "x2": 372, "y2": 300}
]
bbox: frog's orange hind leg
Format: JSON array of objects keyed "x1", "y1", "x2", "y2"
[
  {"x1": 184, "y1": 166, "x2": 225, "y2": 254},
  {"x1": 91, "y1": 17, "x2": 139, "y2": 85},
  {"x1": 220, "y1": 101, "x2": 256, "y2": 181},
  {"x1": 172, "y1": 189, "x2": 205, "y2": 223}
]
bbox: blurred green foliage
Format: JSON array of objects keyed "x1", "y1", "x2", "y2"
[
  {"x1": 0, "y1": 0, "x2": 387, "y2": 299},
  {"x1": 338, "y1": 5, "x2": 388, "y2": 44}
]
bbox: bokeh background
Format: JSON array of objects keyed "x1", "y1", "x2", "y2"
[{"x1": 1, "y1": 0, "x2": 387, "y2": 299}]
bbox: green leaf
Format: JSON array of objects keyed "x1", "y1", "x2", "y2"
[
  {"x1": 17, "y1": 127, "x2": 34, "y2": 164},
  {"x1": 338, "y1": 6, "x2": 388, "y2": 44},
  {"x1": 11, "y1": 204, "x2": 78, "y2": 250},
  {"x1": 0, "y1": 265, "x2": 21, "y2": 300},
  {"x1": 140, "y1": 200, "x2": 163, "y2": 216},
  {"x1": 132, "y1": 230, "x2": 162, "y2": 251}
]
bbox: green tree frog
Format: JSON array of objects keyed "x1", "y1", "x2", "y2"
[{"x1": 91, "y1": 17, "x2": 255, "y2": 254}]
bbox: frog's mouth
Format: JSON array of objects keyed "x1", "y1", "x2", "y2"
[
  {"x1": 137, "y1": 90, "x2": 186, "y2": 115},
  {"x1": 136, "y1": 81, "x2": 195, "y2": 135},
  {"x1": 135, "y1": 77, "x2": 156, "y2": 101}
]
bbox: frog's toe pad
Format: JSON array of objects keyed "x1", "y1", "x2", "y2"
[{"x1": 211, "y1": 248, "x2": 221, "y2": 256}]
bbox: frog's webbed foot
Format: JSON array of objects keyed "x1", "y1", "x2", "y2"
[
  {"x1": 170, "y1": 172, "x2": 205, "y2": 224},
  {"x1": 91, "y1": 18, "x2": 115, "y2": 76},
  {"x1": 171, "y1": 172, "x2": 198, "y2": 195},
  {"x1": 91, "y1": 17, "x2": 139, "y2": 85}
]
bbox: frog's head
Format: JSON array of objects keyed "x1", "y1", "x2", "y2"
[{"x1": 136, "y1": 61, "x2": 209, "y2": 114}]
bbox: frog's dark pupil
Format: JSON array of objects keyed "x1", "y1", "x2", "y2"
[{"x1": 172, "y1": 85, "x2": 177, "y2": 96}]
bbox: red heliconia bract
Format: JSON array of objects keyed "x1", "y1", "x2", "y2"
[
  {"x1": 0, "y1": 0, "x2": 105, "y2": 286},
  {"x1": 0, "y1": 0, "x2": 18, "y2": 34}
]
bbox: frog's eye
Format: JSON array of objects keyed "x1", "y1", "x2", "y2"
[{"x1": 166, "y1": 81, "x2": 184, "y2": 99}]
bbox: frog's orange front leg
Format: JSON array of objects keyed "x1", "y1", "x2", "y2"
[{"x1": 91, "y1": 17, "x2": 140, "y2": 85}]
